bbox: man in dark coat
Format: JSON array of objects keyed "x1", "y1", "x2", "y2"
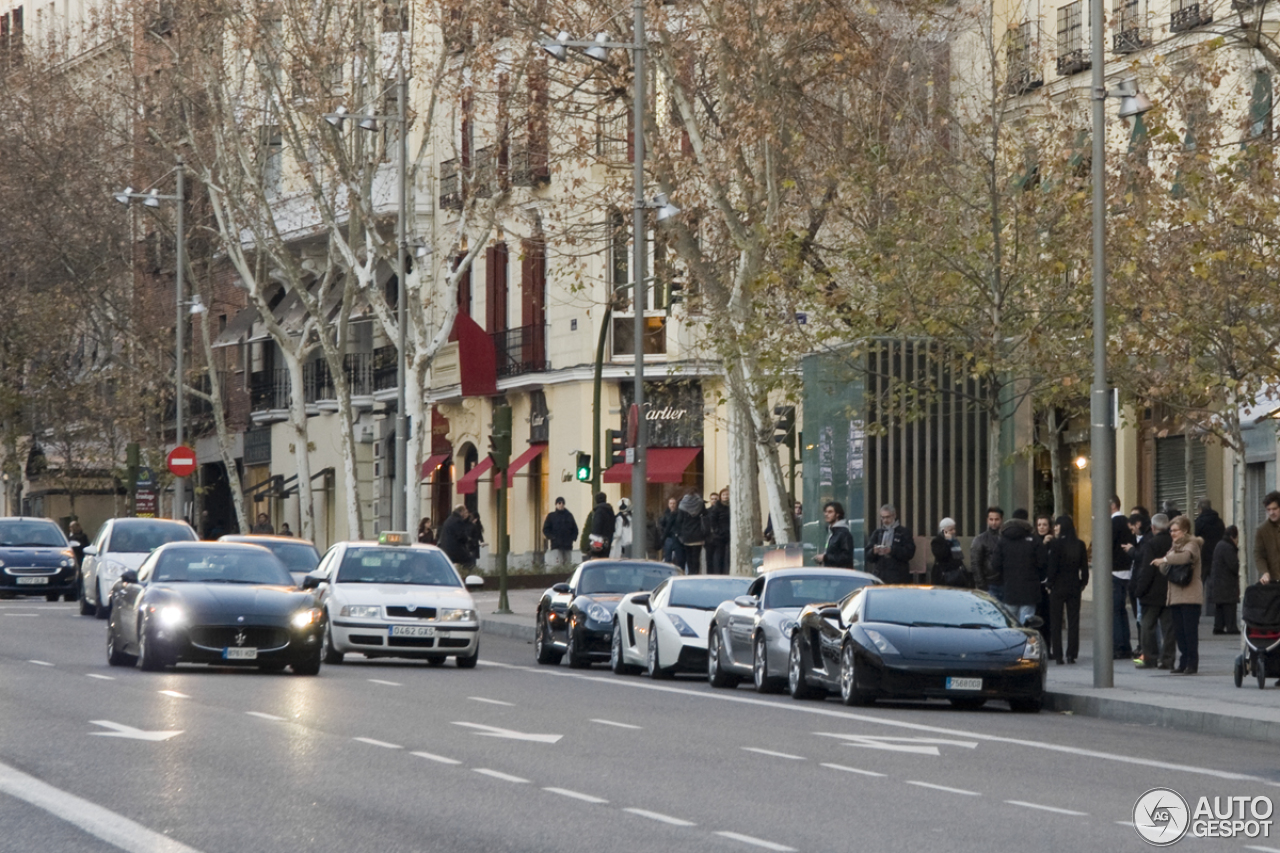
[
  {"x1": 542, "y1": 497, "x2": 579, "y2": 568},
  {"x1": 816, "y1": 501, "x2": 855, "y2": 569},
  {"x1": 705, "y1": 488, "x2": 730, "y2": 574},
  {"x1": 659, "y1": 496, "x2": 684, "y2": 567},
  {"x1": 864, "y1": 504, "x2": 915, "y2": 583},
  {"x1": 589, "y1": 492, "x2": 615, "y2": 559},
  {"x1": 1209, "y1": 525, "x2": 1241, "y2": 634},
  {"x1": 438, "y1": 506, "x2": 473, "y2": 567},
  {"x1": 971, "y1": 507, "x2": 1004, "y2": 597},
  {"x1": 1132, "y1": 513, "x2": 1175, "y2": 669},
  {"x1": 1045, "y1": 515, "x2": 1088, "y2": 663},
  {"x1": 992, "y1": 509, "x2": 1040, "y2": 625},
  {"x1": 1195, "y1": 499, "x2": 1226, "y2": 596},
  {"x1": 676, "y1": 493, "x2": 707, "y2": 574}
]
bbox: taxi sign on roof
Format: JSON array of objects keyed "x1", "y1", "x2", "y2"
[{"x1": 378, "y1": 531, "x2": 412, "y2": 546}]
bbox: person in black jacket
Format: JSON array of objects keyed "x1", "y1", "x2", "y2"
[
  {"x1": 705, "y1": 488, "x2": 730, "y2": 574},
  {"x1": 930, "y1": 517, "x2": 969, "y2": 586},
  {"x1": 1045, "y1": 515, "x2": 1088, "y2": 664},
  {"x1": 864, "y1": 504, "x2": 914, "y2": 582},
  {"x1": 1209, "y1": 525, "x2": 1241, "y2": 634},
  {"x1": 659, "y1": 496, "x2": 684, "y2": 567},
  {"x1": 438, "y1": 506, "x2": 473, "y2": 567},
  {"x1": 993, "y1": 509, "x2": 1041, "y2": 625},
  {"x1": 677, "y1": 493, "x2": 707, "y2": 574},
  {"x1": 1196, "y1": 499, "x2": 1226, "y2": 598},
  {"x1": 817, "y1": 501, "x2": 855, "y2": 569},
  {"x1": 589, "y1": 492, "x2": 615, "y2": 558},
  {"x1": 1132, "y1": 513, "x2": 1175, "y2": 669},
  {"x1": 542, "y1": 498, "x2": 579, "y2": 567}
]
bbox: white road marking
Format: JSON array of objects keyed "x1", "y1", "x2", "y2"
[
  {"x1": 28, "y1": 660, "x2": 54, "y2": 666},
  {"x1": 452, "y1": 721, "x2": 562, "y2": 744},
  {"x1": 245, "y1": 712, "x2": 284, "y2": 722},
  {"x1": 497, "y1": 662, "x2": 1280, "y2": 788},
  {"x1": 411, "y1": 751, "x2": 462, "y2": 765},
  {"x1": 86, "y1": 674, "x2": 115, "y2": 681},
  {"x1": 1244, "y1": 846, "x2": 1280, "y2": 853},
  {"x1": 0, "y1": 759, "x2": 204, "y2": 853},
  {"x1": 906, "y1": 781, "x2": 981, "y2": 797},
  {"x1": 6, "y1": 613, "x2": 39, "y2": 617},
  {"x1": 1005, "y1": 800, "x2": 1087, "y2": 816},
  {"x1": 353, "y1": 737, "x2": 401, "y2": 749},
  {"x1": 714, "y1": 831, "x2": 797, "y2": 851},
  {"x1": 367, "y1": 679, "x2": 402, "y2": 686},
  {"x1": 590, "y1": 718, "x2": 642, "y2": 730},
  {"x1": 543, "y1": 787, "x2": 608, "y2": 804},
  {"x1": 1115, "y1": 821, "x2": 1136, "y2": 828},
  {"x1": 820, "y1": 763, "x2": 887, "y2": 777},
  {"x1": 816, "y1": 732, "x2": 978, "y2": 756},
  {"x1": 473, "y1": 768, "x2": 529, "y2": 783},
  {"x1": 742, "y1": 747, "x2": 805, "y2": 760},
  {"x1": 468, "y1": 696, "x2": 515, "y2": 706},
  {"x1": 158, "y1": 690, "x2": 189, "y2": 699},
  {"x1": 623, "y1": 808, "x2": 696, "y2": 827},
  {"x1": 89, "y1": 721, "x2": 183, "y2": 742}
]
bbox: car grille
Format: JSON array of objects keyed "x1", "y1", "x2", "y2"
[
  {"x1": 388, "y1": 636, "x2": 436, "y2": 648},
  {"x1": 349, "y1": 634, "x2": 385, "y2": 645},
  {"x1": 4, "y1": 567, "x2": 59, "y2": 575},
  {"x1": 189, "y1": 626, "x2": 289, "y2": 650},
  {"x1": 385, "y1": 606, "x2": 437, "y2": 619}
]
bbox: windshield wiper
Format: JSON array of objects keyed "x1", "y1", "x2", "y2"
[{"x1": 957, "y1": 622, "x2": 998, "y2": 629}]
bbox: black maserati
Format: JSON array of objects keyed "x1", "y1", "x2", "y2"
[
  {"x1": 106, "y1": 542, "x2": 324, "y2": 674},
  {"x1": 787, "y1": 585, "x2": 1046, "y2": 711}
]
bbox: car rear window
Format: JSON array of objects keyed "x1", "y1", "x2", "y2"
[
  {"x1": 0, "y1": 521, "x2": 67, "y2": 548},
  {"x1": 151, "y1": 548, "x2": 293, "y2": 585},
  {"x1": 764, "y1": 575, "x2": 877, "y2": 609},
  {"x1": 110, "y1": 522, "x2": 196, "y2": 553},
  {"x1": 577, "y1": 563, "x2": 681, "y2": 595},
  {"x1": 863, "y1": 588, "x2": 1015, "y2": 629},
  {"x1": 247, "y1": 541, "x2": 320, "y2": 574},
  {"x1": 336, "y1": 548, "x2": 459, "y2": 586},
  {"x1": 667, "y1": 577, "x2": 752, "y2": 610}
]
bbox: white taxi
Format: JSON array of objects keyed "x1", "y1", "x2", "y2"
[{"x1": 304, "y1": 532, "x2": 484, "y2": 668}]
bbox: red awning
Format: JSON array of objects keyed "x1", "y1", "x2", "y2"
[
  {"x1": 506, "y1": 443, "x2": 548, "y2": 487},
  {"x1": 453, "y1": 313, "x2": 498, "y2": 397},
  {"x1": 456, "y1": 456, "x2": 494, "y2": 495},
  {"x1": 420, "y1": 453, "x2": 450, "y2": 481},
  {"x1": 602, "y1": 447, "x2": 701, "y2": 484}
]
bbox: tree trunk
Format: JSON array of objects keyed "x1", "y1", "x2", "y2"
[
  {"x1": 197, "y1": 307, "x2": 248, "y2": 533},
  {"x1": 1047, "y1": 408, "x2": 1065, "y2": 518},
  {"x1": 282, "y1": 353, "x2": 315, "y2": 542},
  {"x1": 405, "y1": 359, "x2": 425, "y2": 529},
  {"x1": 726, "y1": 378, "x2": 757, "y2": 574},
  {"x1": 987, "y1": 409, "x2": 1002, "y2": 510},
  {"x1": 322, "y1": 349, "x2": 364, "y2": 539},
  {"x1": 1185, "y1": 427, "x2": 1195, "y2": 517}
]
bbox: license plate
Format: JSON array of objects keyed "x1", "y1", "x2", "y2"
[
  {"x1": 390, "y1": 625, "x2": 436, "y2": 638},
  {"x1": 223, "y1": 647, "x2": 258, "y2": 660},
  {"x1": 946, "y1": 677, "x2": 982, "y2": 691},
  {"x1": 16, "y1": 577, "x2": 48, "y2": 585}
]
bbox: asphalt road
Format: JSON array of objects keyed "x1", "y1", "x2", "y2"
[{"x1": 2, "y1": 599, "x2": 1279, "y2": 853}]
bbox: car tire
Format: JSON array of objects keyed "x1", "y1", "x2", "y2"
[
  {"x1": 137, "y1": 626, "x2": 166, "y2": 672},
  {"x1": 456, "y1": 644, "x2": 479, "y2": 669},
  {"x1": 647, "y1": 625, "x2": 672, "y2": 680},
  {"x1": 839, "y1": 643, "x2": 873, "y2": 706},
  {"x1": 611, "y1": 621, "x2": 639, "y2": 675},
  {"x1": 565, "y1": 620, "x2": 591, "y2": 669},
  {"x1": 106, "y1": 625, "x2": 135, "y2": 667},
  {"x1": 707, "y1": 627, "x2": 738, "y2": 688},
  {"x1": 425, "y1": 656, "x2": 447, "y2": 667},
  {"x1": 322, "y1": 620, "x2": 344, "y2": 665},
  {"x1": 94, "y1": 579, "x2": 111, "y2": 620},
  {"x1": 948, "y1": 697, "x2": 986, "y2": 710},
  {"x1": 77, "y1": 576, "x2": 94, "y2": 616},
  {"x1": 788, "y1": 636, "x2": 819, "y2": 700},
  {"x1": 534, "y1": 613, "x2": 563, "y2": 666},
  {"x1": 1009, "y1": 696, "x2": 1043, "y2": 713},
  {"x1": 753, "y1": 633, "x2": 783, "y2": 694}
]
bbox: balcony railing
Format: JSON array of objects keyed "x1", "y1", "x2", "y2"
[
  {"x1": 250, "y1": 369, "x2": 290, "y2": 411},
  {"x1": 373, "y1": 345, "x2": 398, "y2": 391},
  {"x1": 1112, "y1": 26, "x2": 1151, "y2": 53},
  {"x1": 1005, "y1": 65, "x2": 1043, "y2": 95},
  {"x1": 301, "y1": 353, "x2": 376, "y2": 404},
  {"x1": 1055, "y1": 48, "x2": 1089, "y2": 76},
  {"x1": 490, "y1": 324, "x2": 548, "y2": 378},
  {"x1": 1171, "y1": 1, "x2": 1212, "y2": 30},
  {"x1": 473, "y1": 145, "x2": 497, "y2": 198},
  {"x1": 439, "y1": 158, "x2": 462, "y2": 210},
  {"x1": 508, "y1": 139, "x2": 550, "y2": 187}
]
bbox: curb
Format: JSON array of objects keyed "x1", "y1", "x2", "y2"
[
  {"x1": 481, "y1": 617, "x2": 535, "y2": 643},
  {"x1": 1044, "y1": 690, "x2": 1280, "y2": 745}
]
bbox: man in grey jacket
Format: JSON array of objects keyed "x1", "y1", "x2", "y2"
[{"x1": 971, "y1": 506, "x2": 1005, "y2": 600}]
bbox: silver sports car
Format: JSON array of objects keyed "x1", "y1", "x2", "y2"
[{"x1": 707, "y1": 567, "x2": 879, "y2": 692}]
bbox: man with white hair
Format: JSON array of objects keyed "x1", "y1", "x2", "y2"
[
  {"x1": 865, "y1": 504, "x2": 915, "y2": 584},
  {"x1": 1132, "y1": 513, "x2": 1176, "y2": 670}
]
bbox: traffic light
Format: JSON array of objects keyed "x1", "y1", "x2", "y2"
[
  {"x1": 773, "y1": 405, "x2": 796, "y2": 447},
  {"x1": 605, "y1": 429, "x2": 625, "y2": 466},
  {"x1": 488, "y1": 404, "x2": 512, "y2": 472},
  {"x1": 575, "y1": 452, "x2": 592, "y2": 482}
]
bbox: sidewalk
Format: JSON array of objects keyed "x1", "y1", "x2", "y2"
[{"x1": 472, "y1": 588, "x2": 1280, "y2": 744}]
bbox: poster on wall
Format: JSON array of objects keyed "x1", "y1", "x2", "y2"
[{"x1": 619, "y1": 381, "x2": 704, "y2": 448}]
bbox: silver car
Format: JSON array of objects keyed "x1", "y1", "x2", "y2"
[{"x1": 707, "y1": 567, "x2": 879, "y2": 692}]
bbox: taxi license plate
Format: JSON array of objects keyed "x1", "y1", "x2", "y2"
[
  {"x1": 390, "y1": 625, "x2": 436, "y2": 638},
  {"x1": 223, "y1": 647, "x2": 258, "y2": 660},
  {"x1": 946, "y1": 677, "x2": 982, "y2": 691},
  {"x1": 16, "y1": 577, "x2": 49, "y2": 585}
]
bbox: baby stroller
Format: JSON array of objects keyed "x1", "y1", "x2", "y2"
[{"x1": 1233, "y1": 582, "x2": 1280, "y2": 689}]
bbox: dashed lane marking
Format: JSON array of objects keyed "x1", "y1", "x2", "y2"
[
  {"x1": 1243, "y1": 847, "x2": 1280, "y2": 853},
  {"x1": 820, "y1": 763, "x2": 887, "y2": 777},
  {"x1": 86, "y1": 674, "x2": 115, "y2": 681},
  {"x1": 742, "y1": 747, "x2": 805, "y2": 760},
  {"x1": 367, "y1": 679, "x2": 402, "y2": 687},
  {"x1": 1006, "y1": 800, "x2": 1087, "y2": 816},
  {"x1": 543, "y1": 787, "x2": 608, "y2": 804},
  {"x1": 411, "y1": 751, "x2": 462, "y2": 765},
  {"x1": 590, "y1": 719, "x2": 641, "y2": 729},
  {"x1": 623, "y1": 808, "x2": 696, "y2": 827},
  {"x1": 158, "y1": 690, "x2": 189, "y2": 699},
  {"x1": 353, "y1": 737, "x2": 401, "y2": 749},
  {"x1": 28, "y1": 660, "x2": 54, "y2": 666},
  {"x1": 245, "y1": 712, "x2": 285, "y2": 722},
  {"x1": 473, "y1": 768, "x2": 529, "y2": 783},
  {"x1": 714, "y1": 831, "x2": 797, "y2": 852},
  {"x1": 468, "y1": 696, "x2": 515, "y2": 706},
  {"x1": 907, "y1": 781, "x2": 981, "y2": 797},
  {"x1": 6, "y1": 613, "x2": 39, "y2": 617}
]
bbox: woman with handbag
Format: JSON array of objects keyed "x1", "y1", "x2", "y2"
[
  {"x1": 1046, "y1": 515, "x2": 1088, "y2": 664},
  {"x1": 931, "y1": 518, "x2": 970, "y2": 587},
  {"x1": 1153, "y1": 515, "x2": 1204, "y2": 674}
]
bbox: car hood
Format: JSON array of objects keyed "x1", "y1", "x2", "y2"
[
  {"x1": 333, "y1": 583, "x2": 474, "y2": 609},
  {"x1": 664, "y1": 606, "x2": 715, "y2": 638},
  {"x1": 868, "y1": 623, "x2": 1029, "y2": 660},
  {"x1": 149, "y1": 583, "x2": 312, "y2": 619},
  {"x1": 0, "y1": 546, "x2": 73, "y2": 566},
  {"x1": 575, "y1": 593, "x2": 625, "y2": 610},
  {"x1": 101, "y1": 553, "x2": 150, "y2": 571}
]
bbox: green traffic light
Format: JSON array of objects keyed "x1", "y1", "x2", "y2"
[{"x1": 575, "y1": 452, "x2": 591, "y2": 481}]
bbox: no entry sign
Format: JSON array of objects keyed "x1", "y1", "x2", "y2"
[{"x1": 167, "y1": 446, "x2": 197, "y2": 478}]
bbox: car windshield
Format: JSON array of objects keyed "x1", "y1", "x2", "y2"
[
  {"x1": 0, "y1": 521, "x2": 67, "y2": 547},
  {"x1": 764, "y1": 574, "x2": 877, "y2": 609},
  {"x1": 111, "y1": 522, "x2": 195, "y2": 553},
  {"x1": 151, "y1": 548, "x2": 293, "y2": 585},
  {"x1": 577, "y1": 563, "x2": 681, "y2": 595},
  {"x1": 239, "y1": 540, "x2": 320, "y2": 575},
  {"x1": 863, "y1": 588, "x2": 1016, "y2": 629},
  {"x1": 336, "y1": 547, "x2": 460, "y2": 586},
  {"x1": 668, "y1": 577, "x2": 752, "y2": 610}
]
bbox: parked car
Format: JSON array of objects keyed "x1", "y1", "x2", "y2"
[
  {"x1": 219, "y1": 534, "x2": 320, "y2": 585},
  {"x1": 787, "y1": 585, "x2": 1046, "y2": 711},
  {"x1": 79, "y1": 518, "x2": 198, "y2": 618},
  {"x1": 0, "y1": 517, "x2": 79, "y2": 602},
  {"x1": 304, "y1": 532, "x2": 484, "y2": 667},
  {"x1": 534, "y1": 560, "x2": 681, "y2": 668},
  {"x1": 612, "y1": 575, "x2": 752, "y2": 678},
  {"x1": 106, "y1": 541, "x2": 323, "y2": 674},
  {"x1": 707, "y1": 567, "x2": 880, "y2": 692}
]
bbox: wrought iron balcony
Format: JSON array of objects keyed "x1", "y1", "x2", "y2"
[
  {"x1": 1005, "y1": 65, "x2": 1044, "y2": 95},
  {"x1": 250, "y1": 369, "x2": 290, "y2": 411},
  {"x1": 1171, "y1": 2, "x2": 1212, "y2": 31},
  {"x1": 508, "y1": 139, "x2": 550, "y2": 187},
  {"x1": 490, "y1": 324, "x2": 548, "y2": 378},
  {"x1": 1112, "y1": 26, "x2": 1151, "y2": 53},
  {"x1": 473, "y1": 145, "x2": 497, "y2": 198},
  {"x1": 1055, "y1": 48, "x2": 1090, "y2": 76},
  {"x1": 439, "y1": 158, "x2": 462, "y2": 210},
  {"x1": 373, "y1": 345, "x2": 398, "y2": 391}
]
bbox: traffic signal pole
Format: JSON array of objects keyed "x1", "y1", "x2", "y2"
[{"x1": 490, "y1": 404, "x2": 512, "y2": 614}]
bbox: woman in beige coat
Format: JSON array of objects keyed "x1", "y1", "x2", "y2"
[{"x1": 1153, "y1": 515, "x2": 1203, "y2": 674}]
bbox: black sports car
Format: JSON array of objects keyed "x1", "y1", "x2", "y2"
[
  {"x1": 0, "y1": 517, "x2": 79, "y2": 601},
  {"x1": 106, "y1": 542, "x2": 324, "y2": 674},
  {"x1": 787, "y1": 586, "x2": 1046, "y2": 712},
  {"x1": 535, "y1": 560, "x2": 681, "y2": 668}
]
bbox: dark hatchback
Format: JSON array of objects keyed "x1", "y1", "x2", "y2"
[
  {"x1": 0, "y1": 517, "x2": 78, "y2": 601},
  {"x1": 106, "y1": 542, "x2": 323, "y2": 674},
  {"x1": 788, "y1": 586, "x2": 1046, "y2": 712}
]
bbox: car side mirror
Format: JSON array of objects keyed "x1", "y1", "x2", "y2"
[
  {"x1": 733, "y1": 595, "x2": 757, "y2": 608},
  {"x1": 819, "y1": 606, "x2": 844, "y2": 627},
  {"x1": 1023, "y1": 615, "x2": 1044, "y2": 629},
  {"x1": 119, "y1": 569, "x2": 138, "y2": 585},
  {"x1": 630, "y1": 593, "x2": 651, "y2": 609},
  {"x1": 552, "y1": 583, "x2": 571, "y2": 594},
  {"x1": 83, "y1": 545, "x2": 98, "y2": 557},
  {"x1": 465, "y1": 574, "x2": 484, "y2": 588},
  {"x1": 301, "y1": 573, "x2": 325, "y2": 590}
]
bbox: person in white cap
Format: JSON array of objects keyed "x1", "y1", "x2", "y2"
[
  {"x1": 610, "y1": 498, "x2": 634, "y2": 559},
  {"x1": 931, "y1": 517, "x2": 969, "y2": 586}
]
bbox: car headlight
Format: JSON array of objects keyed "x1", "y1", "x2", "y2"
[
  {"x1": 780, "y1": 620, "x2": 799, "y2": 639},
  {"x1": 665, "y1": 612, "x2": 699, "y2": 638},
  {"x1": 157, "y1": 606, "x2": 185, "y2": 627},
  {"x1": 437, "y1": 608, "x2": 477, "y2": 622},
  {"x1": 1020, "y1": 634, "x2": 1043, "y2": 663},
  {"x1": 863, "y1": 629, "x2": 900, "y2": 656},
  {"x1": 339, "y1": 605, "x2": 381, "y2": 618},
  {"x1": 586, "y1": 603, "x2": 613, "y2": 624},
  {"x1": 292, "y1": 608, "x2": 322, "y2": 629},
  {"x1": 61, "y1": 549, "x2": 75, "y2": 559}
]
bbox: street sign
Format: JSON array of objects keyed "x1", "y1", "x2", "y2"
[
  {"x1": 135, "y1": 466, "x2": 154, "y2": 488},
  {"x1": 167, "y1": 446, "x2": 197, "y2": 478},
  {"x1": 134, "y1": 489, "x2": 157, "y2": 518}
]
